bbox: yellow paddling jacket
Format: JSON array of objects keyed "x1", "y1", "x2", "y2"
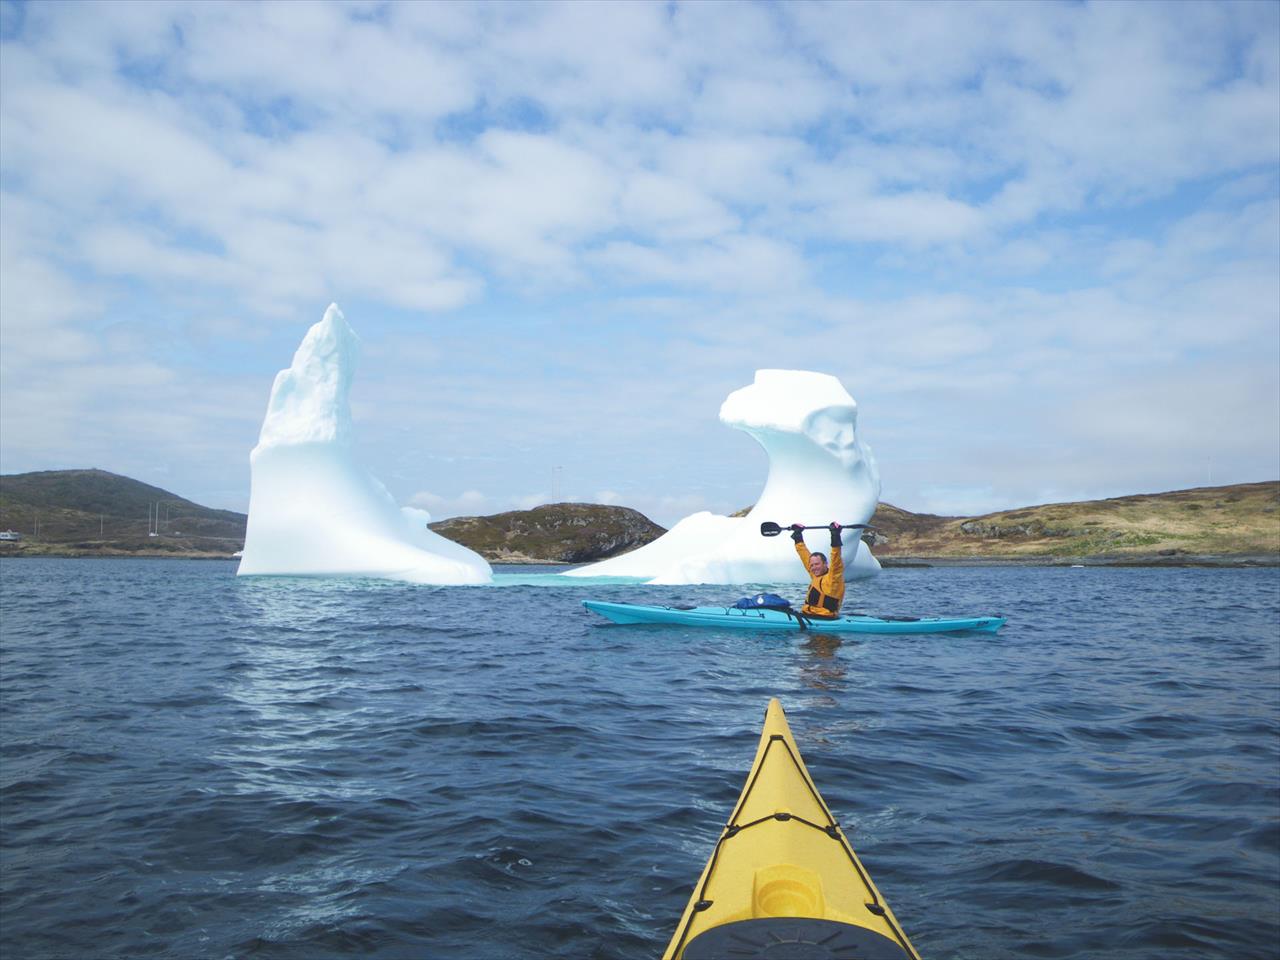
[{"x1": 795, "y1": 539, "x2": 845, "y2": 618}]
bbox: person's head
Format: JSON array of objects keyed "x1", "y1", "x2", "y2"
[{"x1": 808, "y1": 551, "x2": 829, "y2": 576}]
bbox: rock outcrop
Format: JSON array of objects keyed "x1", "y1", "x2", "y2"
[{"x1": 429, "y1": 503, "x2": 665, "y2": 563}]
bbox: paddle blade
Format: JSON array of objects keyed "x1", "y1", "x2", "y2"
[{"x1": 759, "y1": 521, "x2": 783, "y2": 537}]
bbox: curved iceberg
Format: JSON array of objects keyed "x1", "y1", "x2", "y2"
[
  {"x1": 566, "y1": 369, "x2": 880, "y2": 584},
  {"x1": 237, "y1": 304, "x2": 492, "y2": 584}
]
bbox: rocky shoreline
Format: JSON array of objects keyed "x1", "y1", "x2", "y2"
[
  {"x1": 0, "y1": 544, "x2": 240, "y2": 560},
  {"x1": 881, "y1": 553, "x2": 1278, "y2": 568},
  {"x1": 5, "y1": 545, "x2": 1275, "y2": 568}
]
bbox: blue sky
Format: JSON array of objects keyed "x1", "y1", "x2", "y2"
[{"x1": 1, "y1": 0, "x2": 1277, "y2": 527}]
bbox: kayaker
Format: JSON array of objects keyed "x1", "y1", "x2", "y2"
[{"x1": 792, "y1": 522, "x2": 844, "y2": 618}]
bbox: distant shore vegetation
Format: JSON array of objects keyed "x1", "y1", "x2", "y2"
[{"x1": 1, "y1": 469, "x2": 1275, "y2": 567}]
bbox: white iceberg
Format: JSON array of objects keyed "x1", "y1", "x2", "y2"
[
  {"x1": 236, "y1": 304, "x2": 492, "y2": 584},
  {"x1": 565, "y1": 369, "x2": 881, "y2": 584}
]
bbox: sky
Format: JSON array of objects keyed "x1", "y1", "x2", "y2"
[{"x1": 1, "y1": 0, "x2": 1277, "y2": 528}]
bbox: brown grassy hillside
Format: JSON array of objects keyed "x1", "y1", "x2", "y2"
[{"x1": 870, "y1": 481, "x2": 1279, "y2": 561}]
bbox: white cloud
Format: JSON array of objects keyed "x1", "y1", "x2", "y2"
[
  {"x1": 618, "y1": 171, "x2": 739, "y2": 243},
  {"x1": 592, "y1": 490, "x2": 714, "y2": 529},
  {"x1": 178, "y1": 1, "x2": 476, "y2": 122},
  {"x1": 79, "y1": 223, "x2": 243, "y2": 287},
  {"x1": 480, "y1": 0, "x2": 683, "y2": 118},
  {"x1": 812, "y1": 189, "x2": 987, "y2": 247},
  {"x1": 592, "y1": 233, "x2": 811, "y2": 293},
  {"x1": 509, "y1": 492, "x2": 552, "y2": 512},
  {"x1": 0, "y1": 0, "x2": 1275, "y2": 520},
  {"x1": 409, "y1": 489, "x2": 490, "y2": 516},
  {"x1": 0, "y1": 256, "x2": 97, "y2": 366}
]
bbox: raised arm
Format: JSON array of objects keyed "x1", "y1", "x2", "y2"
[
  {"x1": 792, "y1": 527, "x2": 812, "y2": 570},
  {"x1": 828, "y1": 523, "x2": 844, "y2": 580}
]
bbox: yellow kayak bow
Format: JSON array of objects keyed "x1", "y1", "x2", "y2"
[{"x1": 663, "y1": 699, "x2": 921, "y2": 959}]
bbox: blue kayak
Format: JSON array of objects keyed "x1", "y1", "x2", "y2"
[{"x1": 582, "y1": 600, "x2": 1005, "y2": 635}]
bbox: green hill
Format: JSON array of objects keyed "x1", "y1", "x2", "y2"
[
  {"x1": 429, "y1": 503, "x2": 665, "y2": 563},
  {"x1": 0, "y1": 469, "x2": 246, "y2": 557}
]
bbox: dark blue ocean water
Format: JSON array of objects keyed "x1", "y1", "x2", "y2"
[{"x1": 1, "y1": 559, "x2": 1277, "y2": 960}]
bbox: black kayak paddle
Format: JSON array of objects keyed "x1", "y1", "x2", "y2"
[{"x1": 760, "y1": 521, "x2": 873, "y2": 537}]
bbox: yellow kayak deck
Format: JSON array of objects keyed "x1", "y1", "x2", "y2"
[{"x1": 664, "y1": 699, "x2": 921, "y2": 959}]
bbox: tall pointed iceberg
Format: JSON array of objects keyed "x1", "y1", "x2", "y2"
[
  {"x1": 566, "y1": 369, "x2": 881, "y2": 584},
  {"x1": 237, "y1": 304, "x2": 492, "y2": 584}
]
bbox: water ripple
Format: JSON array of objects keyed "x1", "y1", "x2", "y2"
[{"x1": 1, "y1": 558, "x2": 1277, "y2": 959}]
